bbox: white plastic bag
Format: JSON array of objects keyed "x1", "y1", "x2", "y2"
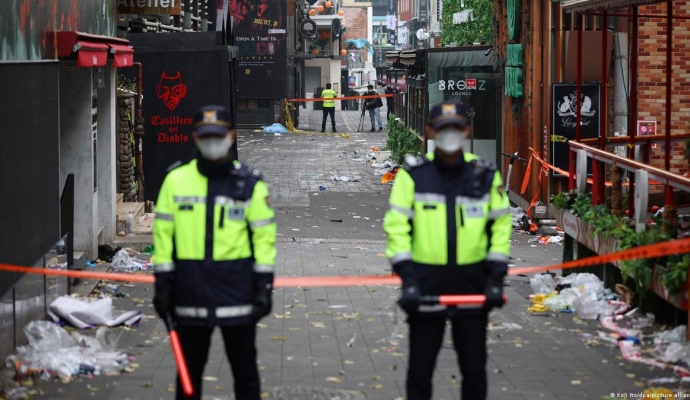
[
  {"x1": 23, "y1": 321, "x2": 74, "y2": 351},
  {"x1": 530, "y1": 274, "x2": 556, "y2": 294}
]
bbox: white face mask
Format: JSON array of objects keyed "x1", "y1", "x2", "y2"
[
  {"x1": 196, "y1": 135, "x2": 231, "y2": 161},
  {"x1": 435, "y1": 127, "x2": 466, "y2": 154}
]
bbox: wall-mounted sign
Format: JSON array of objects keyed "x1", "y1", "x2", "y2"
[
  {"x1": 637, "y1": 120, "x2": 656, "y2": 135},
  {"x1": 638, "y1": 120, "x2": 657, "y2": 148},
  {"x1": 419, "y1": 0, "x2": 428, "y2": 22},
  {"x1": 117, "y1": 0, "x2": 181, "y2": 15},
  {"x1": 551, "y1": 83, "x2": 601, "y2": 174},
  {"x1": 452, "y1": 9, "x2": 474, "y2": 25},
  {"x1": 299, "y1": 20, "x2": 317, "y2": 38}
]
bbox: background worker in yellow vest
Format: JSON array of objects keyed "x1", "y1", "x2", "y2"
[
  {"x1": 321, "y1": 83, "x2": 338, "y2": 133},
  {"x1": 383, "y1": 100, "x2": 511, "y2": 400},
  {"x1": 153, "y1": 105, "x2": 277, "y2": 400}
]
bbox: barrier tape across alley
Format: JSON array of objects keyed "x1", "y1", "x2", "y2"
[
  {"x1": 2, "y1": 237, "x2": 690, "y2": 287},
  {"x1": 284, "y1": 93, "x2": 392, "y2": 103}
]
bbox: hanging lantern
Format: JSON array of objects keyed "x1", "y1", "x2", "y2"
[
  {"x1": 317, "y1": 4, "x2": 324, "y2": 12},
  {"x1": 340, "y1": 49, "x2": 347, "y2": 56},
  {"x1": 309, "y1": 8, "x2": 316, "y2": 15},
  {"x1": 325, "y1": 1, "x2": 332, "y2": 8},
  {"x1": 338, "y1": 10, "x2": 345, "y2": 16}
]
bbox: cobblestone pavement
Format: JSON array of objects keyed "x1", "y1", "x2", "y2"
[{"x1": 16, "y1": 108, "x2": 690, "y2": 400}]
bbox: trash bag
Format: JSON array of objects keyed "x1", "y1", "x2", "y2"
[
  {"x1": 111, "y1": 249, "x2": 144, "y2": 272},
  {"x1": 98, "y1": 244, "x2": 122, "y2": 262},
  {"x1": 23, "y1": 321, "x2": 75, "y2": 351},
  {"x1": 262, "y1": 123, "x2": 288, "y2": 134},
  {"x1": 530, "y1": 273, "x2": 556, "y2": 294}
]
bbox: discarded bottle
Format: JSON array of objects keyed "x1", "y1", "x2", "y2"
[
  {"x1": 126, "y1": 211, "x2": 134, "y2": 236},
  {"x1": 103, "y1": 283, "x2": 119, "y2": 294}
]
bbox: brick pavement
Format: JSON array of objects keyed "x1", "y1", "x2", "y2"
[{"x1": 18, "y1": 108, "x2": 689, "y2": 400}]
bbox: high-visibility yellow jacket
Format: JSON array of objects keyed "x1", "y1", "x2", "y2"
[
  {"x1": 153, "y1": 158, "x2": 277, "y2": 326},
  {"x1": 322, "y1": 89, "x2": 338, "y2": 108},
  {"x1": 383, "y1": 152, "x2": 511, "y2": 314}
]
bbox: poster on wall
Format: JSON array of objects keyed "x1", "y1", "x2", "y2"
[
  {"x1": 637, "y1": 120, "x2": 657, "y2": 148},
  {"x1": 0, "y1": 0, "x2": 116, "y2": 61},
  {"x1": 231, "y1": 0, "x2": 287, "y2": 98},
  {"x1": 128, "y1": 34, "x2": 232, "y2": 201},
  {"x1": 551, "y1": 83, "x2": 601, "y2": 174}
]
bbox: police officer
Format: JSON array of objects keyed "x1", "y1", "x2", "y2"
[
  {"x1": 153, "y1": 105, "x2": 276, "y2": 400},
  {"x1": 321, "y1": 83, "x2": 338, "y2": 133},
  {"x1": 383, "y1": 100, "x2": 511, "y2": 400}
]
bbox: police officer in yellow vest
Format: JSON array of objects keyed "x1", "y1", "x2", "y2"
[
  {"x1": 321, "y1": 83, "x2": 338, "y2": 133},
  {"x1": 383, "y1": 100, "x2": 511, "y2": 400},
  {"x1": 153, "y1": 105, "x2": 276, "y2": 400}
]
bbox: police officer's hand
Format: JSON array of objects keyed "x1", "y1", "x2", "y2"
[
  {"x1": 251, "y1": 284, "x2": 273, "y2": 321},
  {"x1": 398, "y1": 282, "x2": 421, "y2": 314},
  {"x1": 484, "y1": 279, "x2": 504, "y2": 311},
  {"x1": 153, "y1": 289, "x2": 174, "y2": 320}
]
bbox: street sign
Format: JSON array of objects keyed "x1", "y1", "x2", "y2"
[{"x1": 299, "y1": 20, "x2": 317, "y2": 38}]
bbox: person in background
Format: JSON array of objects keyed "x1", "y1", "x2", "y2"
[
  {"x1": 364, "y1": 84, "x2": 384, "y2": 132},
  {"x1": 383, "y1": 100, "x2": 511, "y2": 400},
  {"x1": 384, "y1": 84, "x2": 396, "y2": 122},
  {"x1": 321, "y1": 83, "x2": 338, "y2": 133},
  {"x1": 153, "y1": 105, "x2": 277, "y2": 400}
]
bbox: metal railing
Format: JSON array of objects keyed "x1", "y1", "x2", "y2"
[{"x1": 570, "y1": 141, "x2": 690, "y2": 231}]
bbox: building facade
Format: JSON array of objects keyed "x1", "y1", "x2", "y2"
[{"x1": 0, "y1": 0, "x2": 124, "y2": 360}]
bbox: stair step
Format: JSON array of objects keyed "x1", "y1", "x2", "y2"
[
  {"x1": 116, "y1": 192, "x2": 124, "y2": 204},
  {"x1": 116, "y1": 201, "x2": 145, "y2": 225}
]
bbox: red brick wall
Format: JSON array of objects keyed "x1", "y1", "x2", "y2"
[
  {"x1": 342, "y1": 7, "x2": 368, "y2": 43},
  {"x1": 638, "y1": 2, "x2": 690, "y2": 176}
]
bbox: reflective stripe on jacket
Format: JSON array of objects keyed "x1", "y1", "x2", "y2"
[{"x1": 153, "y1": 159, "x2": 277, "y2": 326}]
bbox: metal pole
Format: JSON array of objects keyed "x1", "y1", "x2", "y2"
[
  {"x1": 569, "y1": 14, "x2": 583, "y2": 191},
  {"x1": 665, "y1": 0, "x2": 673, "y2": 205},
  {"x1": 596, "y1": 11, "x2": 609, "y2": 205},
  {"x1": 628, "y1": 6, "x2": 638, "y2": 214},
  {"x1": 470, "y1": 107, "x2": 475, "y2": 153}
]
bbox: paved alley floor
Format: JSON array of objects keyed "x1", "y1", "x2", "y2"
[{"x1": 14, "y1": 108, "x2": 690, "y2": 400}]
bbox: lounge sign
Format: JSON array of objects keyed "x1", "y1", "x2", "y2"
[{"x1": 117, "y1": 0, "x2": 181, "y2": 15}]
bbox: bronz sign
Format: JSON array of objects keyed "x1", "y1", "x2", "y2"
[{"x1": 551, "y1": 83, "x2": 600, "y2": 173}]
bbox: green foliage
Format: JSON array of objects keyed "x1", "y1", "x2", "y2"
[
  {"x1": 116, "y1": 74, "x2": 137, "y2": 93},
  {"x1": 554, "y1": 190, "x2": 687, "y2": 303},
  {"x1": 441, "y1": 0, "x2": 494, "y2": 46},
  {"x1": 384, "y1": 115, "x2": 424, "y2": 164}
]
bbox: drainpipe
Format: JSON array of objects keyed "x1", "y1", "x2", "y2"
[
  {"x1": 613, "y1": 24, "x2": 629, "y2": 195},
  {"x1": 133, "y1": 62, "x2": 147, "y2": 203}
]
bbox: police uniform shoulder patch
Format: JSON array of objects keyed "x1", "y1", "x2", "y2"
[
  {"x1": 403, "y1": 154, "x2": 425, "y2": 171},
  {"x1": 166, "y1": 160, "x2": 184, "y2": 173},
  {"x1": 471, "y1": 159, "x2": 497, "y2": 172},
  {"x1": 251, "y1": 168, "x2": 263, "y2": 178}
]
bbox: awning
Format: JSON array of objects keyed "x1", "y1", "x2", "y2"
[
  {"x1": 561, "y1": 0, "x2": 659, "y2": 12},
  {"x1": 108, "y1": 44, "x2": 134, "y2": 68},
  {"x1": 56, "y1": 31, "x2": 133, "y2": 68}
]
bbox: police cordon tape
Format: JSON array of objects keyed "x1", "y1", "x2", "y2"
[
  {"x1": 1, "y1": 236, "x2": 690, "y2": 289},
  {"x1": 284, "y1": 93, "x2": 392, "y2": 103}
]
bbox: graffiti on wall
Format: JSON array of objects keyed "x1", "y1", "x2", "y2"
[{"x1": 0, "y1": 0, "x2": 117, "y2": 61}]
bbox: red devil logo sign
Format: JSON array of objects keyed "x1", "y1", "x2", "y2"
[{"x1": 156, "y1": 71, "x2": 187, "y2": 111}]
